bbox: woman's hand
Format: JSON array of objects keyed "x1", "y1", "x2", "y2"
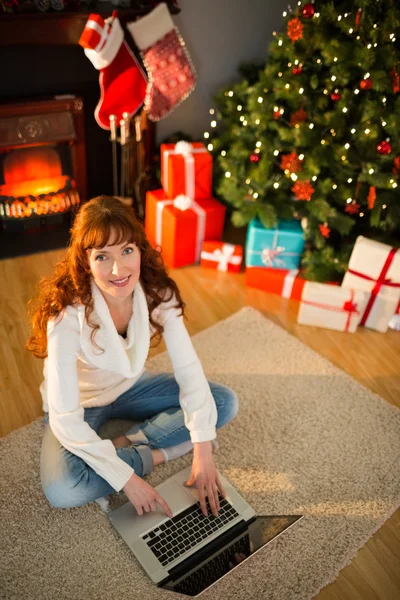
[
  {"x1": 183, "y1": 441, "x2": 226, "y2": 517},
  {"x1": 122, "y1": 472, "x2": 173, "y2": 518}
]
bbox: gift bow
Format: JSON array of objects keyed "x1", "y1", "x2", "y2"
[
  {"x1": 173, "y1": 194, "x2": 193, "y2": 211},
  {"x1": 174, "y1": 140, "x2": 193, "y2": 157},
  {"x1": 201, "y1": 244, "x2": 242, "y2": 272},
  {"x1": 261, "y1": 246, "x2": 286, "y2": 267}
]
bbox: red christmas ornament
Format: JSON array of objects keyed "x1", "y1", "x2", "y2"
[
  {"x1": 360, "y1": 78, "x2": 372, "y2": 90},
  {"x1": 345, "y1": 202, "x2": 361, "y2": 215},
  {"x1": 367, "y1": 186, "x2": 376, "y2": 210},
  {"x1": 290, "y1": 108, "x2": 307, "y2": 126},
  {"x1": 287, "y1": 18, "x2": 304, "y2": 43},
  {"x1": 280, "y1": 151, "x2": 303, "y2": 173},
  {"x1": 377, "y1": 141, "x2": 392, "y2": 155},
  {"x1": 330, "y1": 91, "x2": 341, "y2": 102},
  {"x1": 392, "y1": 156, "x2": 400, "y2": 175},
  {"x1": 292, "y1": 180, "x2": 315, "y2": 201},
  {"x1": 302, "y1": 3, "x2": 315, "y2": 19},
  {"x1": 250, "y1": 154, "x2": 260, "y2": 163},
  {"x1": 319, "y1": 224, "x2": 330, "y2": 238},
  {"x1": 292, "y1": 65, "x2": 303, "y2": 75},
  {"x1": 355, "y1": 8, "x2": 362, "y2": 28}
]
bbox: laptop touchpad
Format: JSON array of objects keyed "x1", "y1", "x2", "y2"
[{"x1": 159, "y1": 481, "x2": 194, "y2": 514}]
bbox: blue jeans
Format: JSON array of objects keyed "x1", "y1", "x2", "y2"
[{"x1": 40, "y1": 371, "x2": 238, "y2": 509}]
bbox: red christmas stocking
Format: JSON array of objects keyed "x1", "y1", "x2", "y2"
[
  {"x1": 79, "y1": 14, "x2": 147, "y2": 130},
  {"x1": 127, "y1": 3, "x2": 196, "y2": 122}
]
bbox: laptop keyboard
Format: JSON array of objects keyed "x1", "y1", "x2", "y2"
[{"x1": 142, "y1": 493, "x2": 239, "y2": 567}]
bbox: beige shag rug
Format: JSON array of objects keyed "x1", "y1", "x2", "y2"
[{"x1": 1, "y1": 307, "x2": 400, "y2": 600}]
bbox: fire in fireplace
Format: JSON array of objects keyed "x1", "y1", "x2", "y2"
[
  {"x1": 0, "y1": 145, "x2": 80, "y2": 220},
  {"x1": 0, "y1": 96, "x2": 87, "y2": 258}
]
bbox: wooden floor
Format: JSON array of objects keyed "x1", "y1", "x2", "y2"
[{"x1": 1, "y1": 247, "x2": 399, "y2": 600}]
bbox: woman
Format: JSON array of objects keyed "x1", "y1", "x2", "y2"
[{"x1": 26, "y1": 196, "x2": 238, "y2": 519}]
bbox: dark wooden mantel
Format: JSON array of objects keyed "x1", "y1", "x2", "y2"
[{"x1": 0, "y1": 2, "x2": 180, "y2": 46}]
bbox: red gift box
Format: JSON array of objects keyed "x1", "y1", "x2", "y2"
[
  {"x1": 161, "y1": 141, "x2": 212, "y2": 200},
  {"x1": 145, "y1": 190, "x2": 226, "y2": 268},
  {"x1": 245, "y1": 267, "x2": 306, "y2": 300},
  {"x1": 200, "y1": 241, "x2": 243, "y2": 273}
]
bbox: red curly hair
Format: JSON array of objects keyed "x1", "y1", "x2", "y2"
[{"x1": 25, "y1": 195, "x2": 185, "y2": 358}]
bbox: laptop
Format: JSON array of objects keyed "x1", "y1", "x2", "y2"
[{"x1": 108, "y1": 465, "x2": 303, "y2": 597}]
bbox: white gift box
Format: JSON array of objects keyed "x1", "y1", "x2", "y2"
[
  {"x1": 298, "y1": 282, "x2": 369, "y2": 333},
  {"x1": 341, "y1": 236, "x2": 400, "y2": 333}
]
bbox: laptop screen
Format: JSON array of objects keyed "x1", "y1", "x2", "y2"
[{"x1": 159, "y1": 514, "x2": 303, "y2": 597}]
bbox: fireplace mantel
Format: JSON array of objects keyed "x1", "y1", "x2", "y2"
[{"x1": 0, "y1": 2, "x2": 180, "y2": 46}]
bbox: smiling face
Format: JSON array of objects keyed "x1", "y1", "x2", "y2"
[{"x1": 86, "y1": 228, "x2": 141, "y2": 306}]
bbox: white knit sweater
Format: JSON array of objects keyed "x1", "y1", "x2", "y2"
[{"x1": 40, "y1": 279, "x2": 217, "y2": 492}]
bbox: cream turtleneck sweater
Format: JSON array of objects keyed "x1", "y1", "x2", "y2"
[{"x1": 40, "y1": 279, "x2": 217, "y2": 492}]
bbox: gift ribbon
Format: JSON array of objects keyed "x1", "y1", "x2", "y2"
[
  {"x1": 247, "y1": 247, "x2": 300, "y2": 267},
  {"x1": 347, "y1": 247, "x2": 400, "y2": 326},
  {"x1": 163, "y1": 141, "x2": 208, "y2": 198},
  {"x1": 282, "y1": 269, "x2": 300, "y2": 298},
  {"x1": 201, "y1": 244, "x2": 242, "y2": 272},
  {"x1": 155, "y1": 194, "x2": 206, "y2": 262},
  {"x1": 301, "y1": 290, "x2": 359, "y2": 332}
]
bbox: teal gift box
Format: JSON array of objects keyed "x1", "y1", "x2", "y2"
[{"x1": 245, "y1": 218, "x2": 305, "y2": 270}]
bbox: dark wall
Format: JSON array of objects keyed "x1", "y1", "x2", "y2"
[{"x1": 1, "y1": 45, "x2": 114, "y2": 199}]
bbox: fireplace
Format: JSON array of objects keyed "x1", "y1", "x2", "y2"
[{"x1": 0, "y1": 96, "x2": 87, "y2": 258}]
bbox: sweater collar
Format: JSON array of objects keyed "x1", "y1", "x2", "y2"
[{"x1": 76, "y1": 278, "x2": 150, "y2": 378}]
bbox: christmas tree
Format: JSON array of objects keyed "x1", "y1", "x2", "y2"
[{"x1": 209, "y1": 1, "x2": 400, "y2": 282}]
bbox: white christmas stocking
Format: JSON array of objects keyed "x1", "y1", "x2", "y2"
[
  {"x1": 127, "y1": 2, "x2": 196, "y2": 121},
  {"x1": 79, "y1": 14, "x2": 147, "y2": 130}
]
